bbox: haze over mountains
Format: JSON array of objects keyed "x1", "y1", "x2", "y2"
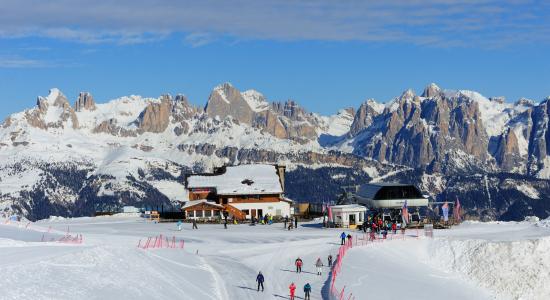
[{"x1": 1, "y1": 83, "x2": 550, "y2": 221}]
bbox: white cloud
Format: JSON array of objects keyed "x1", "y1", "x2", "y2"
[
  {"x1": 0, "y1": 55, "x2": 49, "y2": 68},
  {"x1": 0, "y1": 0, "x2": 547, "y2": 47}
]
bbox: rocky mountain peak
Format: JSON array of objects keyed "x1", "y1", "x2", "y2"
[
  {"x1": 175, "y1": 94, "x2": 189, "y2": 105},
  {"x1": 515, "y1": 97, "x2": 535, "y2": 107},
  {"x1": 421, "y1": 83, "x2": 442, "y2": 98},
  {"x1": 242, "y1": 90, "x2": 269, "y2": 112},
  {"x1": 489, "y1": 96, "x2": 506, "y2": 104},
  {"x1": 74, "y1": 92, "x2": 97, "y2": 112},
  {"x1": 37, "y1": 88, "x2": 70, "y2": 110},
  {"x1": 349, "y1": 100, "x2": 382, "y2": 136},
  {"x1": 205, "y1": 83, "x2": 254, "y2": 125},
  {"x1": 400, "y1": 89, "x2": 416, "y2": 100},
  {"x1": 137, "y1": 96, "x2": 172, "y2": 133}
]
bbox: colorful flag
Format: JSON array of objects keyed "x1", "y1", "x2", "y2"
[
  {"x1": 442, "y1": 201, "x2": 449, "y2": 222},
  {"x1": 401, "y1": 200, "x2": 409, "y2": 225},
  {"x1": 454, "y1": 197, "x2": 461, "y2": 222}
]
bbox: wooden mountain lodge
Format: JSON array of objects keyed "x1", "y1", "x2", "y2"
[{"x1": 183, "y1": 164, "x2": 293, "y2": 220}]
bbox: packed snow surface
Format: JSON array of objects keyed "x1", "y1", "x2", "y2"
[{"x1": 0, "y1": 216, "x2": 549, "y2": 299}]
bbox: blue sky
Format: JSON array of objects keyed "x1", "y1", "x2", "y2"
[{"x1": 0, "y1": 0, "x2": 549, "y2": 119}]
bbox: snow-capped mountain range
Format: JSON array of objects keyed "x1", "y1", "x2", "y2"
[{"x1": 1, "y1": 82, "x2": 549, "y2": 221}]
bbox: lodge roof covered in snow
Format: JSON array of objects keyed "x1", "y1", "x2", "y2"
[{"x1": 186, "y1": 164, "x2": 283, "y2": 196}]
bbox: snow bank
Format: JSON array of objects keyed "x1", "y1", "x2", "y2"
[
  {"x1": 429, "y1": 236, "x2": 550, "y2": 300},
  {"x1": 536, "y1": 217, "x2": 550, "y2": 228}
]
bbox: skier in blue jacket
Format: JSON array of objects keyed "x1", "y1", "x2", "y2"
[
  {"x1": 304, "y1": 283, "x2": 312, "y2": 300},
  {"x1": 256, "y1": 271, "x2": 265, "y2": 292},
  {"x1": 340, "y1": 232, "x2": 346, "y2": 245}
]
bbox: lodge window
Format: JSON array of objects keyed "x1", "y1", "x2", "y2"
[
  {"x1": 214, "y1": 210, "x2": 221, "y2": 216},
  {"x1": 205, "y1": 210, "x2": 212, "y2": 217},
  {"x1": 195, "y1": 210, "x2": 204, "y2": 218},
  {"x1": 242, "y1": 209, "x2": 250, "y2": 216}
]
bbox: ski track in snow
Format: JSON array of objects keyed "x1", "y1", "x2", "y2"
[{"x1": 1, "y1": 216, "x2": 549, "y2": 299}]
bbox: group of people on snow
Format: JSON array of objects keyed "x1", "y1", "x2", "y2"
[
  {"x1": 284, "y1": 215, "x2": 299, "y2": 230},
  {"x1": 362, "y1": 216, "x2": 404, "y2": 240},
  {"x1": 255, "y1": 244, "x2": 341, "y2": 299},
  {"x1": 340, "y1": 231, "x2": 352, "y2": 245}
]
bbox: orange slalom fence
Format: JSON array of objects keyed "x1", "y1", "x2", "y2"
[{"x1": 137, "y1": 234, "x2": 185, "y2": 250}]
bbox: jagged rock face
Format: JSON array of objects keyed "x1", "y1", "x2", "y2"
[
  {"x1": 205, "y1": 83, "x2": 255, "y2": 125},
  {"x1": 527, "y1": 100, "x2": 550, "y2": 173},
  {"x1": 494, "y1": 128, "x2": 521, "y2": 170},
  {"x1": 93, "y1": 118, "x2": 138, "y2": 137},
  {"x1": 172, "y1": 94, "x2": 201, "y2": 121},
  {"x1": 349, "y1": 100, "x2": 380, "y2": 136},
  {"x1": 74, "y1": 92, "x2": 96, "y2": 112},
  {"x1": 25, "y1": 89, "x2": 79, "y2": 130},
  {"x1": 260, "y1": 100, "x2": 320, "y2": 142},
  {"x1": 137, "y1": 95, "x2": 172, "y2": 133},
  {"x1": 352, "y1": 87, "x2": 490, "y2": 172},
  {"x1": 421, "y1": 83, "x2": 442, "y2": 98}
]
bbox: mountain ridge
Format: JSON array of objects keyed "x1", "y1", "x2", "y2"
[{"x1": 1, "y1": 83, "x2": 550, "y2": 221}]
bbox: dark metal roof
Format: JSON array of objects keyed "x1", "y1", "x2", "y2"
[{"x1": 356, "y1": 183, "x2": 423, "y2": 201}]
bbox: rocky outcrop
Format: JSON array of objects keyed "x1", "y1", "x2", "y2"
[
  {"x1": 137, "y1": 95, "x2": 172, "y2": 133},
  {"x1": 351, "y1": 85, "x2": 490, "y2": 173},
  {"x1": 93, "y1": 118, "x2": 137, "y2": 137},
  {"x1": 349, "y1": 100, "x2": 380, "y2": 136},
  {"x1": 74, "y1": 92, "x2": 96, "y2": 111},
  {"x1": 421, "y1": 83, "x2": 442, "y2": 98},
  {"x1": 527, "y1": 99, "x2": 550, "y2": 174},
  {"x1": 494, "y1": 128, "x2": 521, "y2": 170},
  {"x1": 259, "y1": 100, "x2": 320, "y2": 142},
  {"x1": 25, "y1": 89, "x2": 79, "y2": 130},
  {"x1": 205, "y1": 83, "x2": 255, "y2": 125}
]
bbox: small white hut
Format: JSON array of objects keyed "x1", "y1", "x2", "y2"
[{"x1": 330, "y1": 204, "x2": 367, "y2": 229}]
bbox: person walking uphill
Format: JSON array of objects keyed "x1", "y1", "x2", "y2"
[
  {"x1": 328, "y1": 254, "x2": 333, "y2": 267},
  {"x1": 304, "y1": 283, "x2": 312, "y2": 300},
  {"x1": 295, "y1": 257, "x2": 303, "y2": 273},
  {"x1": 256, "y1": 271, "x2": 264, "y2": 292},
  {"x1": 315, "y1": 257, "x2": 323, "y2": 275},
  {"x1": 289, "y1": 282, "x2": 297, "y2": 300},
  {"x1": 192, "y1": 219, "x2": 198, "y2": 229},
  {"x1": 340, "y1": 232, "x2": 346, "y2": 245}
]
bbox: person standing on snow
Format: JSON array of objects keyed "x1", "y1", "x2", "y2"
[
  {"x1": 295, "y1": 257, "x2": 303, "y2": 273},
  {"x1": 328, "y1": 254, "x2": 333, "y2": 267},
  {"x1": 294, "y1": 216, "x2": 298, "y2": 229},
  {"x1": 347, "y1": 234, "x2": 352, "y2": 246},
  {"x1": 315, "y1": 257, "x2": 323, "y2": 275},
  {"x1": 304, "y1": 283, "x2": 312, "y2": 300},
  {"x1": 256, "y1": 271, "x2": 264, "y2": 292},
  {"x1": 289, "y1": 282, "x2": 297, "y2": 300},
  {"x1": 223, "y1": 218, "x2": 227, "y2": 229},
  {"x1": 340, "y1": 232, "x2": 346, "y2": 245},
  {"x1": 177, "y1": 220, "x2": 182, "y2": 231},
  {"x1": 192, "y1": 218, "x2": 198, "y2": 229},
  {"x1": 284, "y1": 216, "x2": 288, "y2": 229}
]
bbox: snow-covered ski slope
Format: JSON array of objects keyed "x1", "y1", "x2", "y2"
[{"x1": 1, "y1": 216, "x2": 549, "y2": 300}]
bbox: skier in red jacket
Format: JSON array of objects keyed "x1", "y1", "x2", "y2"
[{"x1": 289, "y1": 282, "x2": 297, "y2": 300}]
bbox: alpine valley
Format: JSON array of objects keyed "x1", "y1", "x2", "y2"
[{"x1": 1, "y1": 83, "x2": 550, "y2": 221}]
